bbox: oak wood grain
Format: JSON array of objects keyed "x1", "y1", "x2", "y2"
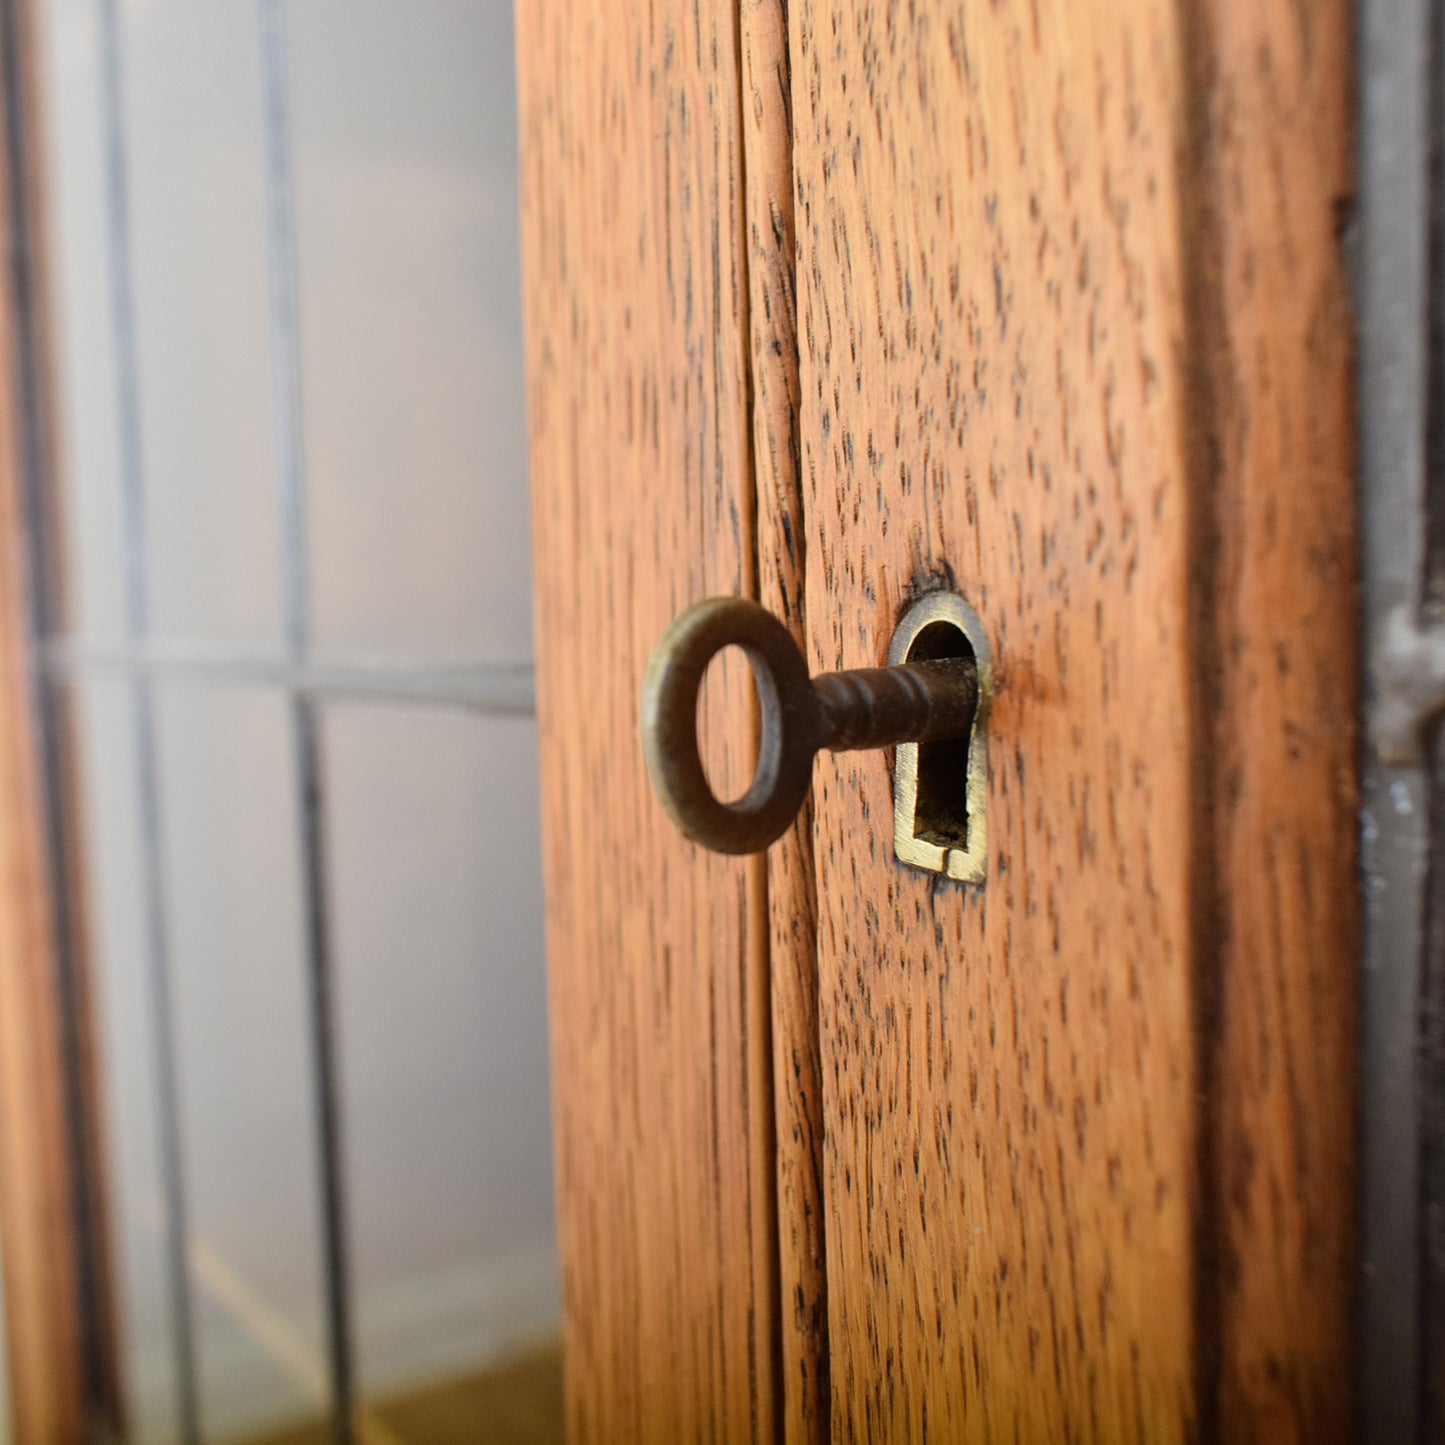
[
  {"x1": 791, "y1": 0, "x2": 1357, "y2": 1440},
  {"x1": 517, "y1": 3, "x2": 780, "y2": 1439},
  {"x1": 522, "y1": 0, "x2": 1355, "y2": 1437},
  {"x1": 740, "y1": 2, "x2": 831, "y2": 1441}
]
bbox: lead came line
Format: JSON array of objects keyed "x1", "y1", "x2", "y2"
[
  {"x1": 97, "y1": 0, "x2": 202, "y2": 1436},
  {"x1": 1358, "y1": 0, "x2": 1432, "y2": 1433},
  {"x1": 39, "y1": 636, "x2": 538, "y2": 715},
  {"x1": 258, "y1": 2, "x2": 356, "y2": 1438}
]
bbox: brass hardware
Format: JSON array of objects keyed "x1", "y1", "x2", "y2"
[
  {"x1": 641, "y1": 596, "x2": 981, "y2": 858},
  {"x1": 889, "y1": 592, "x2": 991, "y2": 882}
]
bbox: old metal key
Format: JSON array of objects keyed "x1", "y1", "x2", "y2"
[{"x1": 641, "y1": 597, "x2": 978, "y2": 855}]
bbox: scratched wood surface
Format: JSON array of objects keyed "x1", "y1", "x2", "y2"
[
  {"x1": 1184, "y1": 1, "x2": 1358, "y2": 1438},
  {"x1": 792, "y1": 0, "x2": 1356, "y2": 1440},
  {"x1": 739, "y1": 2, "x2": 831, "y2": 1441},
  {"x1": 516, "y1": 2, "x2": 781, "y2": 1439}
]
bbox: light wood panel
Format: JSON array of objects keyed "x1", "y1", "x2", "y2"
[
  {"x1": 791, "y1": 0, "x2": 1356, "y2": 1441},
  {"x1": 517, "y1": 2, "x2": 781, "y2": 1439},
  {"x1": 794, "y1": 0, "x2": 1198, "y2": 1432}
]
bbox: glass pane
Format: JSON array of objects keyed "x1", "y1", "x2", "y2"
[
  {"x1": 153, "y1": 686, "x2": 327, "y2": 1439},
  {"x1": 37, "y1": 4, "x2": 558, "y2": 1439},
  {"x1": 40, "y1": 0, "x2": 126, "y2": 642},
  {"x1": 289, "y1": 1, "x2": 533, "y2": 666},
  {"x1": 70, "y1": 678, "x2": 182, "y2": 1441},
  {"x1": 121, "y1": 0, "x2": 282, "y2": 642},
  {"x1": 40, "y1": 0, "x2": 284, "y2": 646},
  {"x1": 322, "y1": 706, "x2": 558, "y2": 1404}
]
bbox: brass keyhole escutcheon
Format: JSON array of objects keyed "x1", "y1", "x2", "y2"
[
  {"x1": 641, "y1": 591, "x2": 990, "y2": 879},
  {"x1": 888, "y1": 592, "x2": 991, "y2": 882}
]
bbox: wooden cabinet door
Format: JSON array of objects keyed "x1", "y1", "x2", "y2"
[{"x1": 519, "y1": 1, "x2": 1357, "y2": 1441}]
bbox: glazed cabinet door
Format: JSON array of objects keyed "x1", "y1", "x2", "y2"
[{"x1": 519, "y1": 1, "x2": 1358, "y2": 1441}]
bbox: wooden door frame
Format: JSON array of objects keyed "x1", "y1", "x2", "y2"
[{"x1": 0, "y1": 0, "x2": 118, "y2": 1438}]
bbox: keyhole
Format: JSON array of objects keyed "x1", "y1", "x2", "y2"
[
  {"x1": 904, "y1": 620, "x2": 975, "y2": 848},
  {"x1": 889, "y1": 592, "x2": 991, "y2": 882}
]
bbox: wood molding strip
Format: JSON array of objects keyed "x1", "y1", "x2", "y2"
[
  {"x1": 1179, "y1": 0, "x2": 1359, "y2": 1436},
  {"x1": 517, "y1": 1, "x2": 782, "y2": 1437},
  {"x1": 0, "y1": 0, "x2": 89, "y2": 1433}
]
